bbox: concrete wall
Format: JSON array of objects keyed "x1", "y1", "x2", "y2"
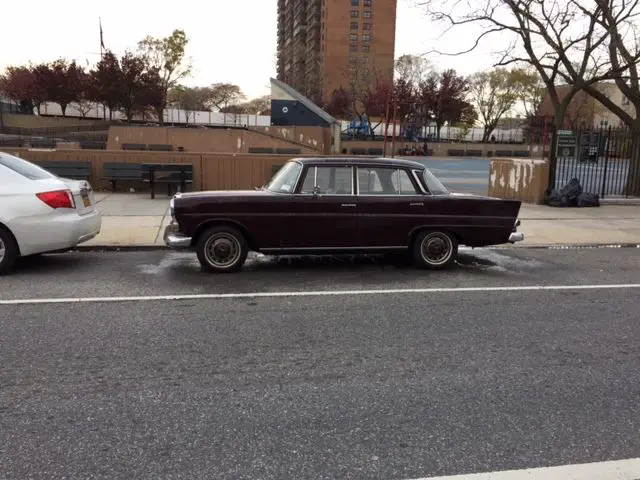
[
  {"x1": 106, "y1": 126, "x2": 323, "y2": 154},
  {"x1": 2, "y1": 113, "x2": 110, "y2": 129},
  {"x1": 488, "y1": 158, "x2": 550, "y2": 204},
  {"x1": 342, "y1": 140, "x2": 532, "y2": 157},
  {"x1": 250, "y1": 125, "x2": 330, "y2": 153},
  {"x1": 2, "y1": 148, "x2": 306, "y2": 192}
]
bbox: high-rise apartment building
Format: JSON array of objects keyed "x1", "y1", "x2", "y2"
[{"x1": 276, "y1": 0, "x2": 397, "y2": 106}]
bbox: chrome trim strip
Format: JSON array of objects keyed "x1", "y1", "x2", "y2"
[
  {"x1": 260, "y1": 246, "x2": 408, "y2": 253},
  {"x1": 412, "y1": 169, "x2": 429, "y2": 194}
]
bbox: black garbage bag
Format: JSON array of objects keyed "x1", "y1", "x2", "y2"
[
  {"x1": 558, "y1": 178, "x2": 583, "y2": 206},
  {"x1": 546, "y1": 189, "x2": 569, "y2": 207},
  {"x1": 577, "y1": 192, "x2": 600, "y2": 207}
]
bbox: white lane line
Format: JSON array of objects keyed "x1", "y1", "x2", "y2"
[
  {"x1": 1, "y1": 283, "x2": 640, "y2": 306},
  {"x1": 407, "y1": 457, "x2": 640, "y2": 479}
]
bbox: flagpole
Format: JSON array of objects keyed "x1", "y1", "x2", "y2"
[{"x1": 99, "y1": 17, "x2": 104, "y2": 58}]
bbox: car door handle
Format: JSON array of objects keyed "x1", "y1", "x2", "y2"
[
  {"x1": 341, "y1": 203, "x2": 356, "y2": 207},
  {"x1": 410, "y1": 202, "x2": 424, "y2": 206}
]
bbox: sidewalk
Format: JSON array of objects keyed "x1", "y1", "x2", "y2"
[{"x1": 85, "y1": 193, "x2": 640, "y2": 248}]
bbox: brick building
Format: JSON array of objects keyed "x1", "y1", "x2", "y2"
[{"x1": 276, "y1": 0, "x2": 397, "y2": 106}]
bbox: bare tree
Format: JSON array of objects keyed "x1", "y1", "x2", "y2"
[
  {"x1": 417, "y1": 0, "x2": 640, "y2": 185},
  {"x1": 395, "y1": 54, "x2": 433, "y2": 84},
  {"x1": 578, "y1": 0, "x2": 640, "y2": 129}
]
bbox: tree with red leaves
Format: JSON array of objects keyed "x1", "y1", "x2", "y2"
[
  {"x1": 324, "y1": 87, "x2": 352, "y2": 119},
  {"x1": 392, "y1": 78, "x2": 418, "y2": 139},
  {"x1": 361, "y1": 81, "x2": 393, "y2": 139},
  {"x1": 44, "y1": 59, "x2": 86, "y2": 116},
  {"x1": 90, "y1": 51, "x2": 122, "y2": 120},
  {"x1": 418, "y1": 69, "x2": 477, "y2": 140},
  {"x1": 0, "y1": 65, "x2": 49, "y2": 114},
  {"x1": 117, "y1": 52, "x2": 149, "y2": 121}
]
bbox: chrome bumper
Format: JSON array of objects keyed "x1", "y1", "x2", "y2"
[
  {"x1": 509, "y1": 232, "x2": 525, "y2": 243},
  {"x1": 163, "y1": 224, "x2": 192, "y2": 248}
]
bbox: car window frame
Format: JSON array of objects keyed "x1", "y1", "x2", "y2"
[
  {"x1": 356, "y1": 166, "x2": 423, "y2": 196},
  {"x1": 295, "y1": 164, "x2": 355, "y2": 196}
]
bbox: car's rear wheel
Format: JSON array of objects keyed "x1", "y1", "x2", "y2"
[
  {"x1": 412, "y1": 230, "x2": 458, "y2": 269},
  {"x1": 0, "y1": 226, "x2": 19, "y2": 275},
  {"x1": 196, "y1": 225, "x2": 248, "y2": 273}
]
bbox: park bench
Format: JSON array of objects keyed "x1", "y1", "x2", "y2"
[
  {"x1": 367, "y1": 147, "x2": 384, "y2": 155},
  {"x1": 121, "y1": 143, "x2": 148, "y2": 151},
  {"x1": 275, "y1": 148, "x2": 301, "y2": 155},
  {"x1": 350, "y1": 147, "x2": 367, "y2": 155},
  {"x1": 248, "y1": 147, "x2": 274, "y2": 154},
  {"x1": 494, "y1": 150, "x2": 514, "y2": 157},
  {"x1": 141, "y1": 163, "x2": 193, "y2": 199},
  {"x1": 103, "y1": 163, "x2": 143, "y2": 191},
  {"x1": 447, "y1": 149, "x2": 465, "y2": 156},
  {"x1": 80, "y1": 140, "x2": 106, "y2": 150},
  {"x1": 512, "y1": 150, "x2": 530, "y2": 158},
  {"x1": 33, "y1": 161, "x2": 92, "y2": 180},
  {"x1": 465, "y1": 149, "x2": 483, "y2": 157},
  {"x1": 0, "y1": 138, "x2": 25, "y2": 147},
  {"x1": 29, "y1": 139, "x2": 57, "y2": 149},
  {"x1": 148, "y1": 144, "x2": 174, "y2": 152}
]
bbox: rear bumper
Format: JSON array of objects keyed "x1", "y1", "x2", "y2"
[
  {"x1": 13, "y1": 209, "x2": 102, "y2": 256},
  {"x1": 163, "y1": 223, "x2": 192, "y2": 248}
]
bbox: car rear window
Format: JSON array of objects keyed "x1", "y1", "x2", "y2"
[{"x1": 0, "y1": 153, "x2": 56, "y2": 180}]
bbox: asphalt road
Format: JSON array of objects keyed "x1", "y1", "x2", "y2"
[{"x1": 2, "y1": 248, "x2": 640, "y2": 479}]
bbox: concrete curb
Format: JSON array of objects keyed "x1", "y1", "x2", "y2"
[{"x1": 73, "y1": 243, "x2": 640, "y2": 252}]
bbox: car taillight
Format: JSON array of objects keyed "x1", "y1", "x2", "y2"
[{"x1": 36, "y1": 189, "x2": 75, "y2": 209}]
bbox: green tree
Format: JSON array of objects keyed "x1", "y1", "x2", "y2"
[
  {"x1": 469, "y1": 68, "x2": 519, "y2": 142},
  {"x1": 510, "y1": 67, "x2": 546, "y2": 119},
  {"x1": 137, "y1": 29, "x2": 191, "y2": 124}
]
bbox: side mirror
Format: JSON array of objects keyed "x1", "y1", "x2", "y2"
[{"x1": 312, "y1": 186, "x2": 321, "y2": 196}]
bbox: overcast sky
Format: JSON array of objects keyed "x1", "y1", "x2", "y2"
[{"x1": 1, "y1": 0, "x2": 497, "y2": 99}]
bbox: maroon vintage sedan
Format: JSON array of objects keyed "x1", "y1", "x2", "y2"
[{"x1": 164, "y1": 157, "x2": 524, "y2": 273}]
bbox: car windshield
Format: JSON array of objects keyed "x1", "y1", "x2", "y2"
[
  {"x1": 423, "y1": 168, "x2": 449, "y2": 195},
  {"x1": 265, "y1": 161, "x2": 303, "y2": 193},
  {"x1": 0, "y1": 152, "x2": 56, "y2": 181}
]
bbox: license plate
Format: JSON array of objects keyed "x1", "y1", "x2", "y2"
[{"x1": 81, "y1": 191, "x2": 91, "y2": 208}]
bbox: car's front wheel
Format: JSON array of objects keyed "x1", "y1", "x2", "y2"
[
  {"x1": 0, "y1": 226, "x2": 19, "y2": 275},
  {"x1": 412, "y1": 230, "x2": 458, "y2": 269},
  {"x1": 196, "y1": 225, "x2": 249, "y2": 273}
]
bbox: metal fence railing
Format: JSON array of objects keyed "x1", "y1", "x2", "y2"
[{"x1": 553, "y1": 125, "x2": 640, "y2": 198}]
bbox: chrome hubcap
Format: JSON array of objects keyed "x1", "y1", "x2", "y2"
[
  {"x1": 204, "y1": 233, "x2": 241, "y2": 268},
  {"x1": 0, "y1": 237, "x2": 5, "y2": 264},
  {"x1": 421, "y1": 233, "x2": 453, "y2": 265}
]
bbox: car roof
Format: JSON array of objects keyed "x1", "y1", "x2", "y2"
[{"x1": 292, "y1": 156, "x2": 426, "y2": 169}]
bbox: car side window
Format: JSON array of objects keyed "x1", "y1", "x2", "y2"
[
  {"x1": 358, "y1": 168, "x2": 386, "y2": 194},
  {"x1": 392, "y1": 169, "x2": 420, "y2": 195},
  {"x1": 359, "y1": 167, "x2": 417, "y2": 195},
  {"x1": 300, "y1": 166, "x2": 353, "y2": 194}
]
